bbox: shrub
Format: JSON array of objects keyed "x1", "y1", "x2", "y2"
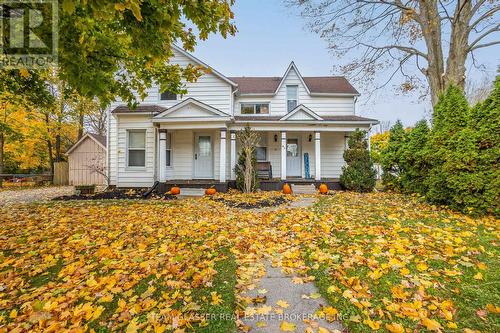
[
  {"x1": 340, "y1": 129, "x2": 376, "y2": 192},
  {"x1": 424, "y1": 85, "x2": 470, "y2": 205},
  {"x1": 399, "y1": 120, "x2": 430, "y2": 195},
  {"x1": 380, "y1": 120, "x2": 405, "y2": 191}
]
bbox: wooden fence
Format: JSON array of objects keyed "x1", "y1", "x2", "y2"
[{"x1": 53, "y1": 161, "x2": 69, "y2": 185}]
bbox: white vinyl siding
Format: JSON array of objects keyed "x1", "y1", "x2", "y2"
[{"x1": 115, "y1": 115, "x2": 156, "y2": 187}]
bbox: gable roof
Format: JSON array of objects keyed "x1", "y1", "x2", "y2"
[
  {"x1": 111, "y1": 104, "x2": 167, "y2": 114},
  {"x1": 229, "y1": 76, "x2": 359, "y2": 96},
  {"x1": 172, "y1": 45, "x2": 238, "y2": 87},
  {"x1": 67, "y1": 133, "x2": 106, "y2": 155},
  {"x1": 274, "y1": 62, "x2": 311, "y2": 95},
  {"x1": 280, "y1": 104, "x2": 323, "y2": 121},
  {"x1": 153, "y1": 98, "x2": 228, "y2": 118}
]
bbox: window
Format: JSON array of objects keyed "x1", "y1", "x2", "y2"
[
  {"x1": 127, "y1": 130, "x2": 146, "y2": 167},
  {"x1": 286, "y1": 85, "x2": 298, "y2": 112},
  {"x1": 166, "y1": 133, "x2": 172, "y2": 167},
  {"x1": 160, "y1": 90, "x2": 177, "y2": 100},
  {"x1": 255, "y1": 135, "x2": 267, "y2": 161},
  {"x1": 240, "y1": 103, "x2": 269, "y2": 114},
  {"x1": 255, "y1": 147, "x2": 267, "y2": 161}
]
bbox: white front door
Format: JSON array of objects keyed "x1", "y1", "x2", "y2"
[
  {"x1": 286, "y1": 138, "x2": 301, "y2": 177},
  {"x1": 194, "y1": 133, "x2": 213, "y2": 178}
]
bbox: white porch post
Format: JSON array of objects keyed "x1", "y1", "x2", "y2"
[
  {"x1": 230, "y1": 131, "x2": 236, "y2": 180},
  {"x1": 159, "y1": 130, "x2": 167, "y2": 182},
  {"x1": 220, "y1": 129, "x2": 227, "y2": 182},
  {"x1": 314, "y1": 131, "x2": 321, "y2": 181},
  {"x1": 281, "y1": 131, "x2": 287, "y2": 180}
]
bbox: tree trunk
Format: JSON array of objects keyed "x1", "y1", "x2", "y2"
[
  {"x1": 44, "y1": 113, "x2": 54, "y2": 175},
  {"x1": 244, "y1": 147, "x2": 253, "y2": 193},
  {"x1": 78, "y1": 108, "x2": 84, "y2": 139},
  {"x1": 418, "y1": 0, "x2": 446, "y2": 106},
  {"x1": 444, "y1": 1, "x2": 470, "y2": 92},
  {"x1": 55, "y1": 134, "x2": 61, "y2": 162}
]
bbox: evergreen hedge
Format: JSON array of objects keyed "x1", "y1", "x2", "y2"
[
  {"x1": 380, "y1": 77, "x2": 499, "y2": 216},
  {"x1": 340, "y1": 129, "x2": 376, "y2": 192}
]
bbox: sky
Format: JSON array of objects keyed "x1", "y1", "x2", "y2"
[{"x1": 191, "y1": 0, "x2": 499, "y2": 129}]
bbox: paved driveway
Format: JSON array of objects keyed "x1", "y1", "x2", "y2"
[{"x1": 0, "y1": 186, "x2": 74, "y2": 205}]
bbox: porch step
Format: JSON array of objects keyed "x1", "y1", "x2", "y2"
[
  {"x1": 178, "y1": 188, "x2": 205, "y2": 197},
  {"x1": 291, "y1": 184, "x2": 317, "y2": 195}
]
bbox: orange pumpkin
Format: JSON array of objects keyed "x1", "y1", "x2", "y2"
[
  {"x1": 319, "y1": 183, "x2": 328, "y2": 194},
  {"x1": 282, "y1": 183, "x2": 292, "y2": 195},
  {"x1": 170, "y1": 186, "x2": 181, "y2": 195},
  {"x1": 205, "y1": 188, "x2": 217, "y2": 195}
]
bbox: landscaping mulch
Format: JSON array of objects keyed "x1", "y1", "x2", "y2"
[
  {"x1": 212, "y1": 196, "x2": 289, "y2": 209},
  {"x1": 53, "y1": 189, "x2": 177, "y2": 201}
]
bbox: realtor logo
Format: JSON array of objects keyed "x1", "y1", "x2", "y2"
[{"x1": 0, "y1": 0, "x2": 58, "y2": 68}]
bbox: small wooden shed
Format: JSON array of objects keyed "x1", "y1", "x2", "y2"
[{"x1": 67, "y1": 133, "x2": 107, "y2": 186}]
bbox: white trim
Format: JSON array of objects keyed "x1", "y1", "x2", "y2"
[
  {"x1": 66, "y1": 133, "x2": 106, "y2": 155},
  {"x1": 314, "y1": 132, "x2": 321, "y2": 180},
  {"x1": 153, "y1": 98, "x2": 228, "y2": 119},
  {"x1": 193, "y1": 132, "x2": 214, "y2": 179},
  {"x1": 230, "y1": 131, "x2": 237, "y2": 180},
  {"x1": 220, "y1": 130, "x2": 227, "y2": 182},
  {"x1": 159, "y1": 131, "x2": 167, "y2": 182},
  {"x1": 310, "y1": 92, "x2": 360, "y2": 97},
  {"x1": 274, "y1": 62, "x2": 311, "y2": 95},
  {"x1": 172, "y1": 44, "x2": 238, "y2": 87},
  {"x1": 280, "y1": 104, "x2": 323, "y2": 121},
  {"x1": 280, "y1": 131, "x2": 287, "y2": 180}
]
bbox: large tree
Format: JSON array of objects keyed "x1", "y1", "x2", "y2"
[
  {"x1": 1, "y1": 0, "x2": 236, "y2": 105},
  {"x1": 288, "y1": 0, "x2": 499, "y2": 105}
]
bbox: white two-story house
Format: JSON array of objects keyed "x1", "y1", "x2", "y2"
[{"x1": 106, "y1": 45, "x2": 378, "y2": 191}]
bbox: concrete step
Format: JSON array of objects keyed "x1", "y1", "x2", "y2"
[
  {"x1": 178, "y1": 188, "x2": 205, "y2": 197},
  {"x1": 291, "y1": 184, "x2": 316, "y2": 194}
]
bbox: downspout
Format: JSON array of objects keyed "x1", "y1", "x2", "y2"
[{"x1": 353, "y1": 96, "x2": 358, "y2": 116}]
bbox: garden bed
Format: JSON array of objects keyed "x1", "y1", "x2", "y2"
[
  {"x1": 211, "y1": 191, "x2": 291, "y2": 209},
  {"x1": 53, "y1": 188, "x2": 177, "y2": 201}
]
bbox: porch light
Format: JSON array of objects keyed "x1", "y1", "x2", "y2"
[
  {"x1": 274, "y1": 134, "x2": 278, "y2": 142},
  {"x1": 308, "y1": 134, "x2": 312, "y2": 142}
]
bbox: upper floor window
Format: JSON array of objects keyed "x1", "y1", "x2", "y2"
[
  {"x1": 241, "y1": 103, "x2": 269, "y2": 114},
  {"x1": 286, "y1": 85, "x2": 298, "y2": 112},
  {"x1": 127, "y1": 130, "x2": 146, "y2": 167},
  {"x1": 160, "y1": 90, "x2": 177, "y2": 100}
]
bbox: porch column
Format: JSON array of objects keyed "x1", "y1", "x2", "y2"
[
  {"x1": 281, "y1": 131, "x2": 287, "y2": 180},
  {"x1": 230, "y1": 131, "x2": 237, "y2": 180},
  {"x1": 159, "y1": 130, "x2": 167, "y2": 182},
  {"x1": 219, "y1": 129, "x2": 227, "y2": 182},
  {"x1": 314, "y1": 131, "x2": 321, "y2": 180}
]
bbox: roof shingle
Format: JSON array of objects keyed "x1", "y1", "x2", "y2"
[
  {"x1": 111, "y1": 104, "x2": 167, "y2": 114},
  {"x1": 229, "y1": 76, "x2": 358, "y2": 95}
]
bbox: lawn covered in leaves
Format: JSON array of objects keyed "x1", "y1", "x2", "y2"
[{"x1": 0, "y1": 192, "x2": 498, "y2": 332}]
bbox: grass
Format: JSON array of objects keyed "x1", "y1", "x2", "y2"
[
  {"x1": 306, "y1": 194, "x2": 500, "y2": 332},
  {"x1": 191, "y1": 248, "x2": 238, "y2": 333}
]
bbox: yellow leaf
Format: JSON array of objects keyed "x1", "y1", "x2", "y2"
[
  {"x1": 62, "y1": 0, "x2": 75, "y2": 14},
  {"x1": 416, "y1": 262, "x2": 428, "y2": 271},
  {"x1": 9, "y1": 309, "x2": 17, "y2": 319},
  {"x1": 364, "y1": 318, "x2": 381, "y2": 330},
  {"x1": 400, "y1": 267, "x2": 410, "y2": 276},
  {"x1": 210, "y1": 291, "x2": 222, "y2": 305},
  {"x1": 477, "y1": 262, "x2": 487, "y2": 270},
  {"x1": 154, "y1": 324, "x2": 166, "y2": 333},
  {"x1": 256, "y1": 321, "x2": 267, "y2": 328},
  {"x1": 385, "y1": 322, "x2": 404, "y2": 333},
  {"x1": 19, "y1": 68, "x2": 30, "y2": 78},
  {"x1": 486, "y1": 303, "x2": 500, "y2": 314},
  {"x1": 447, "y1": 322, "x2": 458, "y2": 329},
  {"x1": 318, "y1": 327, "x2": 330, "y2": 333},
  {"x1": 256, "y1": 305, "x2": 272, "y2": 315},
  {"x1": 257, "y1": 289, "x2": 268, "y2": 294},
  {"x1": 421, "y1": 318, "x2": 442, "y2": 331},
  {"x1": 126, "y1": 318, "x2": 139, "y2": 333},
  {"x1": 280, "y1": 321, "x2": 296, "y2": 331},
  {"x1": 114, "y1": 3, "x2": 126, "y2": 11},
  {"x1": 473, "y1": 272, "x2": 483, "y2": 280},
  {"x1": 276, "y1": 300, "x2": 289, "y2": 308},
  {"x1": 310, "y1": 292, "x2": 321, "y2": 299}
]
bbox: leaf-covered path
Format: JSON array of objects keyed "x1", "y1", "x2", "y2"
[{"x1": 0, "y1": 192, "x2": 498, "y2": 332}]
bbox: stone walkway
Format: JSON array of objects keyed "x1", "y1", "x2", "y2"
[
  {"x1": 241, "y1": 196, "x2": 344, "y2": 332},
  {"x1": 241, "y1": 263, "x2": 343, "y2": 333}
]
